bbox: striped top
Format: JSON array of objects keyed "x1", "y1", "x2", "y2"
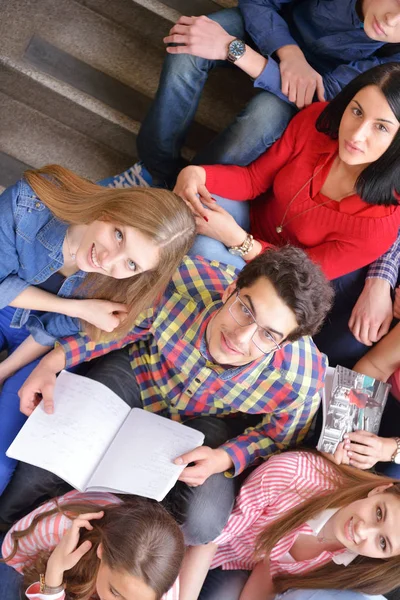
[
  {"x1": 210, "y1": 451, "x2": 355, "y2": 575},
  {"x1": 57, "y1": 256, "x2": 327, "y2": 475},
  {"x1": 1, "y1": 491, "x2": 179, "y2": 600}
]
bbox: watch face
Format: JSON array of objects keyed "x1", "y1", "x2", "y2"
[
  {"x1": 229, "y1": 39, "x2": 245, "y2": 59},
  {"x1": 229, "y1": 247, "x2": 243, "y2": 257}
]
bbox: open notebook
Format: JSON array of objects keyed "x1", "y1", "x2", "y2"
[{"x1": 7, "y1": 371, "x2": 204, "y2": 501}]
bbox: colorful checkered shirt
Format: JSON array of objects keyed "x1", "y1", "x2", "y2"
[
  {"x1": 59, "y1": 256, "x2": 327, "y2": 475},
  {"x1": 367, "y1": 230, "x2": 400, "y2": 289}
]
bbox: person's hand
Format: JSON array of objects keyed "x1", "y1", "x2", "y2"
[
  {"x1": 72, "y1": 299, "x2": 128, "y2": 333},
  {"x1": 394, "y1": 286, "x2": 400, "y2": 319},
  {"x1": 175, "y1": 446, "x2": 233, "y2": 486},
  {"x1": 343, "y1": 430, "x2": 397, "y2": 469},
  {"x1": 322, "y1": 441, "x2": 350, "y2": 466},
  {"x1": 164, "y1": 15, "x2": 234, "y2": 61},
  {"x1": 195, "y1": 200, "x2": 248, "y2": 247},
  {"x1": 277, "y1": 45, "x2": 325, "y2": 108},
  {"x1": 45, "y1": 511, "x2": 104, "y2": 586},
  {"x1": 173, "y1": 166, "x2": 210, "y2": 219},
  {"x1": 348, "y1": 278, "x2": 393, "y2": 346},
  {"x1": 18, "y1": 347, "x2": 66, "y2": 416}
]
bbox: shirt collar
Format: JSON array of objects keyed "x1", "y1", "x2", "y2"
[{"x1": 307, "y1": 509, "x2": 358, "y2": 566}]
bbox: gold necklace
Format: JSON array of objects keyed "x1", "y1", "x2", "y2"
[
  {"x1": 275, "y1": 163, "x2": 353, "y2": 234},
  {"x1": 65, "y1": 228, "x2": 76, "y2": 260}
]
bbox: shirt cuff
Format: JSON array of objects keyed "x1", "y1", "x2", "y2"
[
  {"x1": 253, "y1": 58, "x2": 293, "y2": 105},
  {"x1": 26, "y1": 582, "x2": 65, "y2": 600},
  {"x1": 26, "y1": 316, "x2": 57, "y2": 346}
]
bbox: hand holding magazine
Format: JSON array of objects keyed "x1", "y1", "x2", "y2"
[
  {"x1": 7, "y1": 371, "x2": 205, "y2": 501},
  {"x1": 317, "y1": 365, "x2": 391, "y2": 454}
]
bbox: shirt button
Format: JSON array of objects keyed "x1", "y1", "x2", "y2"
[
  {"x1": 50, "y1": 266, "x2": 54, "y2": 271},
  {"x1": 187, "y1": 390, "x2": 192, "y2": 395},
  {"x1": 35, "y1": 202, "x2": 41, "y2": 208},
  {"x1": 194, "y1": 378, "x2": 201, "y2": 384}
]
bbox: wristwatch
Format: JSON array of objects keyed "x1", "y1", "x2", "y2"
[
  {"x1": 229, "y1": 233, "x2": 254, "y2": 257},
  {"x1": 391, "y1": 437, "x2": 400, "y2": 464},
  {"x1": 227, "y1": 38, "x2": 246, "y2": 63},
  {"x1": 39, "y1": 574, "x2": 65, "y2": 595}
]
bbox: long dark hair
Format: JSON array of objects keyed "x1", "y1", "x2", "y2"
[
  {"x1": 316, "y1": 62, "x2": 400, "y2": 206},
  {"x1": 3, "y1": 496, "x2": 185, "y2": 600}
]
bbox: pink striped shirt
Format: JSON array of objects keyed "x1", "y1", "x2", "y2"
[
  {"x1": 210, "y1": 451, "x2": 353, "y2": 576},
  {"x1": 1, "y1": 490, "x2": 179, "y2": 600}
]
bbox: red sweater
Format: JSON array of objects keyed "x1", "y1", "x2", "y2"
[{"x1": 203, "y1": 103, "x2": 400, "y2": 280}]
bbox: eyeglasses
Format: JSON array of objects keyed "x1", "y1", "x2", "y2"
[{"x1": 228, "y1": 291, "x2": 282, "y2": 354}]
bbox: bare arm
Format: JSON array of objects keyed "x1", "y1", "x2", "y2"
[
  {"x1": 164, "y1": 16, "x2": 267, "y2": 80},
  {"x1": 0, "y1": 335, "x2": 51, "y2": 384},
  {"x1": 239, "y1": 560, "x2": 274, "y2": 600},
  {"x1": 9, "y1": 286, "x2": 128, "y2": 333},
  {"x1": 353, "y1": 321, "x2": 400, "y2": 382},
  {"x1": 179, "y1": 543, "x2": 218, "y2": 600}
]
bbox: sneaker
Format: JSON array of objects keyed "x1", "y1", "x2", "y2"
[{"x1": 101, "y1": 161, "x2": 153, "y2": 189}]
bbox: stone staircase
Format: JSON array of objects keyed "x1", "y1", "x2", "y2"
[{"x1": 0, "y1": 0, "x2": 253, "y2": 188}]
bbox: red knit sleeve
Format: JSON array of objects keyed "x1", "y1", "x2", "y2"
[{"x1": 203, "y1": 103, "x2": 327, "y2": 201}]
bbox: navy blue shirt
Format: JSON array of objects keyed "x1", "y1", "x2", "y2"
[{"x1": 238, "y1": 0, "x2": 400, "y2": 101}]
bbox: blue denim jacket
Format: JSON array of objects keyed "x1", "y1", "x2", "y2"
[
  {"x1": 0, "y1": 179, "x2": 87, "y2": 345},
  {"x1": 238, "y1": 0, "x2": 400, "y2": 102}
]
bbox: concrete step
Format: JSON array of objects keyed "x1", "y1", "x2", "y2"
[
  {"x1": 0, "y1": 92, "x2": 134, "y2": 180},
  {"x1": 0, "y1": 0, "x2": 251, "y2": 185}
]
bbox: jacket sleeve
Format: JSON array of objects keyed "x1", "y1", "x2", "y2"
[{"x1": 0, "y1": 182, "x2": 32, "y2": 307}]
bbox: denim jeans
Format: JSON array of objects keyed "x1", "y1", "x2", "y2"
[
  {"x1": 0, "y1": 348, "x2": 239, "y2": 546},
  {"x1": 188, "y1": 194, "x2": 249, "y2": 269},
  {"x1": 137, "y1": 8, "x2": 296, "y2": 187},
  {"x1": 198, "y1": 572, "x2": 386, "y2": 600},
  {"x1": 0, "y1": 533, "x2": 23, "y2": 600}
]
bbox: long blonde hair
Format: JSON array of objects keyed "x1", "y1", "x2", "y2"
[
  {"x1": 24, "y1": 165, "x2": 196, "y2": 340},
  {"x1": 2, "y1": 497, "x2": 185, "y2": 600},
  {"x1": 254, "y1": 451, "x2": 400, "y2": 595}
]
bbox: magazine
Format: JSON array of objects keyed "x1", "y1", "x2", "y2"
[
  {"x1": 317, "y1": 365, "x2": 391, "y2": 454},
  {"x1": 7, "y1": 371, "x2": 205, "y2": 501}
]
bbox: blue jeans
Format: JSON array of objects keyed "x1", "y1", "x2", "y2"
[
  {"x1": 198, "y1": 571, "x2": 385, "y2": 600},
  {"x1": 0, "y1": 306, "x2": 42, "y2": 496},
  {"x1": 137, "y1": 8, "x2": 296, "y2": 187},
  {"x1": 188, "y1": 195, "x2": 249, "y2": 269},
  {"x1": 0, "y1": 532, "x2": 23, "y2": 600}
]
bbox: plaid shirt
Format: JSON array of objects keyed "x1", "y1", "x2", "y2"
[
  {"x1": 367, "y1": 231, "x2": 400, "y2": 289},
  {"x1": 59, "y1": 256, "x2": 327, "y2": 475}
]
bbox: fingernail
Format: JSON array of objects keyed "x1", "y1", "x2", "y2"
[
  {"x1": 203, "y1": 216, "x2": 209, "y2": 222},
  {"x1": 175, "y1": 457, "x2": 183, "y2": 465},
  {"x1": 343, "y1": 433, "x2": 349, "y2": 439}
]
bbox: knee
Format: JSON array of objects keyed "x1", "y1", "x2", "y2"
[
  {"x1": 181, "y1": 474, "x2": 235, "y2": 545},
  {"x1": 240, "y1": 93, "x2": 296, "y2": 139},
  {"x1": 162, "y1": 51, "x2": 211, "y2": 80}
]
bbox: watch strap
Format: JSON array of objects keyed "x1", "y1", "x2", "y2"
[
  {"x1": 39, "y1": 574, "x2": 65, "y2": 595},
  {"x1": 391, "y1": 437, "x2": 400, "y2": 462},
  {"x1": 229, "y1": 233, "x2": 254, "y2": 256}
]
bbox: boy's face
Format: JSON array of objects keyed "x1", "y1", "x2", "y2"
[
  {"x1": 205, "y1": 277, "x2": 298, "y2": 367},
  {"x1": 362, "y1": 0, "x2": 400, "y2": 43}
]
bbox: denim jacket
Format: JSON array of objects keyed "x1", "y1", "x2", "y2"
[{"x1": 0, "y1": 179, "x2": 87, "y2": 345}]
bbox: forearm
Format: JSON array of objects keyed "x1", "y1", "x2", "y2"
[
  {"x1": 38, "y1": 345, "x2": 67, "y2": 375},
  {"x1": 239, "y1": 560, "x2": 274, "y2": 600},
  {"x1": 9, "y1": 286, "x2": 81, "y2": 319},
  {"x1": 234, "y1": 44, "x2": 268, "y2": 79},
  {"x1": 0, "y1": 335, "x2": 51, "y2": 380},
  {"x1": 179, "y1": 544, "x2": 218, "y2": 600}
]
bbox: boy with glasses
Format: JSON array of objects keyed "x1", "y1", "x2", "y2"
[{"x1": 1, "y1": 247, "x2": 333, "y2": 546}]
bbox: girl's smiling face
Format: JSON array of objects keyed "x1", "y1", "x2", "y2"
[
  {"x1": 73, "y1": 221, "x2": 160, "y2": 279},
  {"x1": 327, "y1": 485, "x2": 400, "y2": 558}
]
